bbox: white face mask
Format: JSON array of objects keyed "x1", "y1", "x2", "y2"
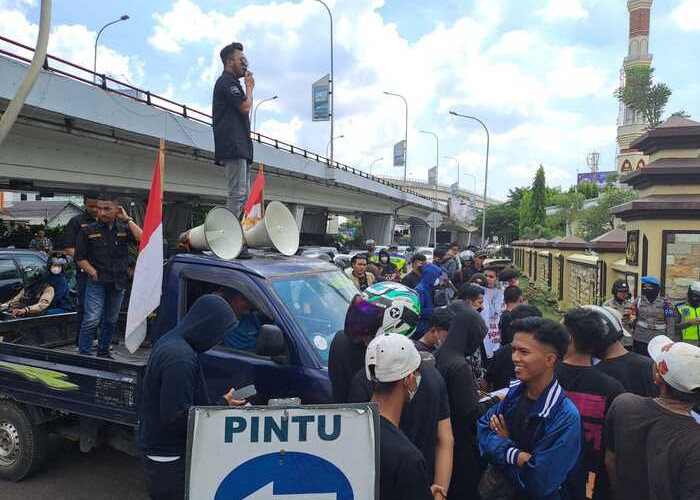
[
  {"x1": 380, "y1": 257, "x2": 389, "y2": 263},
  {"x1": 50, "y1": 266, "x2": 62, "y2": 275},
  {"x1": 407, "y1": 373, "x2": 422, "y2": 402}
]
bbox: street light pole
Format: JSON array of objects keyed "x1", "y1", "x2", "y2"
[
  {"x1": 252, "y1": 95, "x2": 278, "y2": 132},
  {"x1": 462, "y1": 172, "x2": 477, "y2": 194},
  {"x1": 383, "y1": 91, "x2": 408, "y2": 184},
  {"x1": 370, "y1": 157, "x2": 383, "y2": 176},
  {"x1": 420, "y1": 130, "x2": 439, "y2": 248},
  {"x1": 311, "y1": 0, "x2": 334, "y2": 164},
  {"x1": 449, "y1": 111, "x2": 490, "y2": 247},
  {"x1": 93, "y1": 15, "x2": 130, "y2": 84},
  {"x1": 444, "y1": 155, "x2": 460, "y2": 189},
  {"x1": 326, "y1": 134, "x2": 344, "y2": 158}
]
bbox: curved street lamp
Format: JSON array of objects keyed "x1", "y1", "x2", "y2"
[
  {"x1": 449, "y1": 110, "x2": 490, "y2": 246},
  {"x1": 369, "y1": 157, "x2": 383, "y2": 176},
  {"x1": 252, "y1": 95, "x2": 278, "y2": 132},
  {"x1": 419, "y1": 129, "x2": 439, "y2": 248},
  {"x1": 93, "y1": 15, "x2": 130, "y2": 84},
  {"x1": 326, "y1": 134, "x2": 344, "y2": 158},
  {"x1": 383, "y1": 91, "x2": 408, "y2": 184}
]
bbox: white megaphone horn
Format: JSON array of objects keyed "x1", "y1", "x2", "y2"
[
  {"x1": 184, "y1": 206, "x2": 243, "y2": 260},
  {"x1": 244, "y1": 201, "x2": 300, "y2": 256}
]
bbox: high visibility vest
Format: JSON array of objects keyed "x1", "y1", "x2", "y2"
[{"x1": 677, "y1": 304, "x2": 700, "y2": 341}]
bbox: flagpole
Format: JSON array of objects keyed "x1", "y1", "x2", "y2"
[
  {"x1": 159, "y1": 138, "x2": 165, "y2": 198},
  {"x1": 259, "y1": 163, "x2": 265, "y2": 217}
]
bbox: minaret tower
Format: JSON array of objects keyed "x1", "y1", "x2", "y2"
[{"x1": 616, "y1": 0, "x2": 653, "y2": 176}]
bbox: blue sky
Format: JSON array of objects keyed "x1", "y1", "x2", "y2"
[{"x1": 1, "y1": 0, "x2": 699, "y2": 199}]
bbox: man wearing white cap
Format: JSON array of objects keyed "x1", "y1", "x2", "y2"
[
  {"x1": 365, "y1": 333, "x2": 437, "y2": 500},
  {"x1": 604, "y1": 335, "x2": 700, "y2": 500}
]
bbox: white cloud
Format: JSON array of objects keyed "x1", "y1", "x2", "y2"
[
  {"x1": 672, "y1": 0, "x2": 700, "y2": 31},
  {"x1": 0, "y1": 4, "x2": 143, "y2": 84},
  {"x1": 537, "y1": 0, "x2": 588, "y2": 21},
  {"x1": 490, "y1": 30, "x2": 535, "y2": 56},
  {"x1": 258, "y1": 116, "x2": 304, "y2": 145}
]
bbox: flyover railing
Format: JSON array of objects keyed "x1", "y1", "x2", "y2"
[{"x1": 0, "y1": 36, "x2": 440, "y2": 205}]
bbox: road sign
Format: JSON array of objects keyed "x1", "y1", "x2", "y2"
[
  {"x1": 427, "y1": 212, "x2": 442, "y2": 228},
  {"x1": 428, "y1": 166, "x2": 437, "y2": 187},
  {"x1": 186, "y1": 404, "x2": 379, "y2": 500},
  {"x1": 393, "y1": 140, "x2": 406, "y2": 166},
  {"x1": 312, "y1": 74, "x2": 330, "y2": 122}
]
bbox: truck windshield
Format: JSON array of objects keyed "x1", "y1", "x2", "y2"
[{"x1": 271, "y1": 271, "x2": 358, "y2": 366}]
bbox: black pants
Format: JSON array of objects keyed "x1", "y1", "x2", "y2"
[
  {"x1": 74, "y1": 271, "x2": 87, "y2": 345},
  {"x1": 633, "y1": 340, "x2": 649, "y2": 357},
  {"x1": 141, "y1": 455, "x2": 185, "y2": 500}
]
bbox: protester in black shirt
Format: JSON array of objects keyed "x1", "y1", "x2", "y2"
[
  {"x1": 448, "y1": 283, "x2": 484, "y2": 316},
  {"x1": 590, "y1": 305, "x2": 657, "y2": 397},
  {"x1": 436, "y1": 308, "x2": 500, "y2": 499},
  {"x1": 401, "y1": 253, "x2": 426, "y2": 289},
  {"x1": 604, "y1": 335, "x2": 700, "y2": 500},
  {"x1": 366, "y1": 333, "x2": 436, "y2": 500},
  {"x1": 485, "y1": 304, "x2": 542, "y2": 391},
  {"x1": 75, "y1": 194, "x2": 142, "y2": 357},
  {"x1": 414, "y1": 308, "x2": 453, "y2": 352},
  {"x1": 213, "y1": 42, "x2": 254, "y2": 221},
  {"x1": 498, "y1": 285, "x2": 524, "y2": 345},
  {"x1": 62, "y1": 194, "x2": 99, "y2": 343},
  {"x1": 559, "y1": 307, "x2": 625, "y2": 500}
]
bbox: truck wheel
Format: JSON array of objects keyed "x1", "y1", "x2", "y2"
[{"x1": 0, "y1": 401, "x2": 48, "y2": 481}]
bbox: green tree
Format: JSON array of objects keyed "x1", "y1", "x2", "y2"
[
  {"x1": 615, "y1": 66, "x2": 672, "y2": 128},
  {"x1": 518, "y1": 190, "x2": 533, "y2": 236},
  {"x1": 473, "y1": 202, "x2": 519, "y2": 243},
  {"x1": 552, "y1": 191, "x2": 585, "y2": 236},
  {"x1": 575, "y1": 186, "x2": 639, "y2": 241},
  {"x1": 530, "y1": 165, "x2": 547, "y2": 225},
  {"x1": 572, "y1": 181, "x2": 599, "y2": 200}
]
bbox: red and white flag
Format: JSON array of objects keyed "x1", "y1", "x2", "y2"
[
  {"x1": 125, "y1": 144, "x2": 165, "y2": 353},
  {"x1": 241, "y1": 167, "x2": 265, "y2": 230}
]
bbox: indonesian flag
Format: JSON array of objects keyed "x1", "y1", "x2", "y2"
[
  {"x1": 241, "y1": 167, "x2": 265, "y2": 230},
  {"x1": 125, "y1": 145, "x2": 164, "y2": 353}
]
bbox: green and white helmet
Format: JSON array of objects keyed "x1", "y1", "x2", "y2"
[{"x1": 362, "y1": 282, "x2": 421, "y2": 336}]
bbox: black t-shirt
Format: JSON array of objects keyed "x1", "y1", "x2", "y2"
[
  {"x1": 595, "y1": 352, "x2": 657, "y2": 397},
  {"x1": 556, "y1": 363, "x2": 625, "y2": 500},
  {"x1": 348, "y1": 365, "x2": 450, "y2": 481},
  {"x1": 605, "y1": 393, "x2": 700, "y2": 500},
  {"x1": 74, "y1": 219, "x2": 136, "y2": 289},
  {"x1": 485, "y1": 343, "x2": 514, "y2": 391},
  {"x1": 413, "y1": 340, "x2": 434, "y2": 353},
  {"x1": 328, "y1": 330, "x2": 366, "y2": 403},
  {"x1": 379, "y1": 416, "x2": 433, "y2": 500},
  {"x1": 511, "y1": 394, "x2": 537, "y2": 452},
  {"x1": 212, "y1": 71, "x2": 253, "y2": 162},
  {"x1": 499, "y1": 309, "x2": 514, "y2": 345},
  {"x1": 401, "y1": 271, "x2": 421, "y2": 289}
]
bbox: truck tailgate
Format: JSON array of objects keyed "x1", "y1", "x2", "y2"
[{"x1": 0, "y1": 342, "x2": 144, "y2": 426}]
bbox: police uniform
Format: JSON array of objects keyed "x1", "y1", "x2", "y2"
[
  {"x1": 75, "y1": 219, "x2": 136, "y2": 356},
  {"x1": 603, "y1": 297, "x2": 634, "y2": 336},
  {"x1": 675, "y1": 302, "x2": 700, "y2": 346},
  {"x1": 633, "y1": 295, "x2": 673, "y2": 354}
]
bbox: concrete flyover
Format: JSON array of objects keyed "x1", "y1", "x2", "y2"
[{"x1": 0, "y1": 37, "x2": 445, "y2": 244}]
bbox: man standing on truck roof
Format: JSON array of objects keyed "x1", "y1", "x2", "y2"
[
  {"x1": 75, "y1": 193, "x2": 142, "y2": 358},
  {"x1": 138, "y1": 294, "x2": 247, "y2": 500},
  {"x1": 62, "y1": 193, "x2": 99, "y2": 344}
]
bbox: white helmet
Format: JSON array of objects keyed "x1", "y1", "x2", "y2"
[{"x1": 459, "y1": 250, "x2": 475, "y2": 261}]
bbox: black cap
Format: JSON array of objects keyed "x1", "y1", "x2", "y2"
[{"x1": 612, "y1": 279, "x2": 629, "y2": 293}]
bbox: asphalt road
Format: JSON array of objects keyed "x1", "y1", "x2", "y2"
[{"x1": 2, "y1": 437, "x2": 149, "y2": 500}]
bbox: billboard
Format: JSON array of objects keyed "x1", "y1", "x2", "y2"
[
  {"x1": 577, "y1": 171, "x2": 617, "y2": 188},
  {"x1": 393, "y1": 140, "x2": 406, "y2": 167},
  {"x1": 312, "y1": 74, "x2": 330, "y2": 122}
]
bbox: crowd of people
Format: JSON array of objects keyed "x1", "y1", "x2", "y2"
[{"x1": 330, "y1": 241, "x2": 700, "y2": 500}]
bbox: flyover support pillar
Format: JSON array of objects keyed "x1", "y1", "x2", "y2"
[
  {"x1": 362, "y1": 213, "x2": 395, "y2": 246},
  {"x1": 409, "y1": 220, "x2": 431, "y2": 247}
]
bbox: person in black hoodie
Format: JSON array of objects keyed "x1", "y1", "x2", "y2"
[
  {"x1": 436, "y1": 308, "x2": 501, "y2": 499},
  {"x1": 137, "y1": 294, "x2": 246, "y2": 500}
]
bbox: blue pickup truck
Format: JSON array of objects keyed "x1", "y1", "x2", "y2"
[{"x1": 0, "y1": 252, "x2": 356, "y2": 481}]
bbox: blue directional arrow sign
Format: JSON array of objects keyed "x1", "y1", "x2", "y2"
[{"x1": 214, "y1": 451, "x2": 353, "y2": 500}]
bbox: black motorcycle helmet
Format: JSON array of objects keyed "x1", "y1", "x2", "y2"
[
  {"x1": 611, "y1": 279, "x2": 629, "y2": 295},
  {"x1": 688, "y1": 282, "x2": 700, "y2": 305}
]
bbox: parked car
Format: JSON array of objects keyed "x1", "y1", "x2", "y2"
[{"x1": 0, "y1": 249, "x2": 48, "y2": 303}]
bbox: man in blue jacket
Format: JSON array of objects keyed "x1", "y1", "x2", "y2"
[
  {"x1": 138, "y1": 294, "x2": 247, "y2": 500},
  {"x1": 414, "y1": 263, "x2": 443, "y2": 338},
  {"x1": 478, "y1": 317, "x2": 581, "y2": 500}
]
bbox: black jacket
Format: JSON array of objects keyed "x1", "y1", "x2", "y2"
[
  {"x1": 212, "y1": 71, "x2": 253, "y2": 162},
  {"x1": 137, "y1": 294, "x2": 236, "y2": 456}
]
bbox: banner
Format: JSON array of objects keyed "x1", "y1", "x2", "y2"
[
  {"x1": 312, "y1": 74, "x2": 331, "y2": 122},
  {"x1": 393, "y1": 140, "x2": 406, "y2": 166},
  {"x1": 242, "y1": 167, "x2": 265, "y2": 230},
  {"x1": 428, "y1": 166, "x2": 437, "y2": 187}
]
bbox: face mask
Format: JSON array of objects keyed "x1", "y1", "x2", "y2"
[
  {"x1": 434, "y1": 278, "x2": 440, "y2": 286},
  {"x1": 643, "y1": 287, "x2": 659, "y2": 303},
  {"x1": 407, "y1": 374, "x2": 421, "y2": 402},
  {"x1": 50, "y1": 266, "x2": 62, "y2": 275},
  {"x1": 476, "y1": 307, "x2": 484, "y2": 313},
  {"x1": 380, "y1": 257, "x2": 389, "y2": 263}
]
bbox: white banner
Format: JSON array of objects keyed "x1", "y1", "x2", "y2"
[{"x1": 481, "y1": 287, "x2": 505, "y2": 358}]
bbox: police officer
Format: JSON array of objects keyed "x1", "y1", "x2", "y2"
[
  {"x1": 603, "y1": 279, "x2": 635, "y2": 336},
  {"x1": 632, "y1": 276, "x2": 673, "y2": 357},
  {"x1": 62, "y1": 194, "x2": 99, "y2": 343},
  {"x1": 75, "y1": 194, "x2": 142, "y2": 357},
  {"x1": 674, "y1": 282, "x2": 700, "y2": 347}
]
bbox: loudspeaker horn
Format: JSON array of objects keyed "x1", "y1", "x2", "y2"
[
  {"x1": 187, "y1": 206, "x2": 243, "y2": 260},
  {"x1": 244, "y1": 201, "x2": 300, "y2": 256}
]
